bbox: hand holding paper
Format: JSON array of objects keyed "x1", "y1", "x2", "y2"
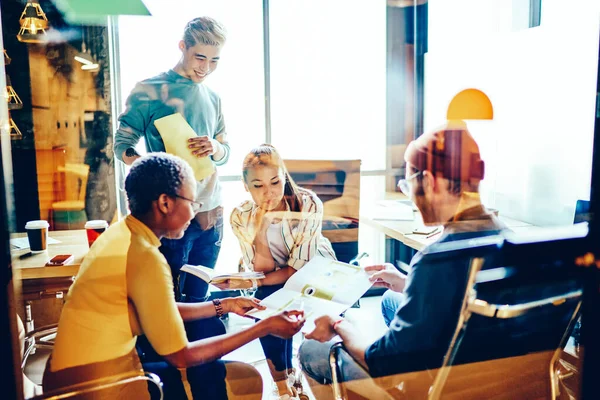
[
  {"x1": 153, "y1": 113, "x2": 216, "y2": 181},
  {"x1": 187, "y1": 136, "x2": 219, "y2": 158},
  {"x1": 245, "y1": 257, "x2": 373, "y2": 332}
]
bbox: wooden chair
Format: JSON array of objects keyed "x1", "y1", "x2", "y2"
[
  {"x1": 329, "y1": 234, "x2": 584, "y2": 400},
  {"x1": 285, "y1": 159, "x2": 361, "y2": 264},
  {"x1": 51, "y1": 163, "x2": 90, "y2": 230}
]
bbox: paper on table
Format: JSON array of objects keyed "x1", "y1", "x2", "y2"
[
  {"x1": 10, "y1": 236, "x2": 61, "y2": 249},
  {"x1": 153, "y1": 113, "x2": 216, "y2": 181},
  {"x1": 370, "y1": 202, "x2": 415, "y2": 221}
]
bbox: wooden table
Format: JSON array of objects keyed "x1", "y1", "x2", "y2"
[
  {"x1": 11, "y1": 230, "x2": 89, "y2": 330},
  {"x1": 12, "y1": 230, "x2": 88, "y2": 281},
  {"x1": 360, "y1": 193, "x2": 534, "y2": 252}
]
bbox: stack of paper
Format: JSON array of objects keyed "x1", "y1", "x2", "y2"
[{"x1": 370, "y1": 202, "x2": 415, "y2": 221}]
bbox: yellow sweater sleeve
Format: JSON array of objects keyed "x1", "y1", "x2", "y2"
[{"x1": 126, "y1": 246, "x2": 188, "y2": 356}]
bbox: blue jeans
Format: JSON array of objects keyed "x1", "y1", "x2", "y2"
[
  {"x1": 298, "y1": 339, "x2": 369, "y2": 384},
  {"x1": 160, "y1": 208, "x2": 223, "y2": 302},
  {"x1": 137, "y1": 317, "x2": 228, "y2": 399},
  {"x1": 381, "y1": 290, "x2": 404, "y2": 327},
  {"x1": 255, "y1": 284, "x2": 293, "y2": 373}
]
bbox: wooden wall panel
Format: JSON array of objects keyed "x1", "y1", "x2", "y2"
[{"x1": 29, "y1": 44, "x2": 100, "y2": 221}]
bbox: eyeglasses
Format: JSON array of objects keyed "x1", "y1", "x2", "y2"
[
  {"x1": 397, "y1": 170, "x2": 423, "y2": 196},
  {"x1": 174, "y1": 194, "x2": 202, "y2": 213}
]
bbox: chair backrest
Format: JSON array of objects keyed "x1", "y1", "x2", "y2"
[
  {"x1": 57, "y1": 163, "x2": 90, "y2": 202},
  {"x1": 429, "y1": 237, "x2": 584, "y2": 400},
  {"x1": 285, "y1": 159, "x2": 361, "y2": 263}
]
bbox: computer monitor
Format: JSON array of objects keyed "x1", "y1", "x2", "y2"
[{"x1": 574, "y1": 200, "x2": 591, "y2": 224}]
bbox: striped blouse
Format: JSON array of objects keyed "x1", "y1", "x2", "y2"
[{"x1": 230, "y1": 188, "x2": 336, "y2": 270}]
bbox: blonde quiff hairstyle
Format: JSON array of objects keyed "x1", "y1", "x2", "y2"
[{"x1": 183, "y1": 17, "x2": 227, "y2": 48}]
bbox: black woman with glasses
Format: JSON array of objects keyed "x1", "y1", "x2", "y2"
[{"x1": 44, "y1": 153, "x2": 305, "y2": 399}]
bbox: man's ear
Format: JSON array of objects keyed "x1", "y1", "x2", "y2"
[
  {"x1": 178, "y1": 40, "x2": 186, "y2": 52},
  {"x1": 421, "y1": 170, "x2": 436, "y2": 196},
  {"x1": 157, "y1": 193, "x2": 172, "y2": 214}
]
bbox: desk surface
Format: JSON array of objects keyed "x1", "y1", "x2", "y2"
[
  {"x1": 12, "y1": 230, "x2": 87, "y2": 280},
  {"x1": 361, "y1": 193, "x2": 534, "y2": 252}
]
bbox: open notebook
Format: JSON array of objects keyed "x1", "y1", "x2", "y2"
[
  {"x1": 181, "y1": 264, "x2": 265, "y2": 284},
  {"x1": 245, "y1": 256, "x2": 373, "y2": 332}
]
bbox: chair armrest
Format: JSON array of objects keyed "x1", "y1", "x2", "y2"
[
  {"x1": 23, "y1": 324, "x2": 58, "y2": 369},
  {"x1": 468, "y1": 289, "x2": 583, "y2": 319},
  {"x1": 329, "y1": 343, "x2": 399, "y2": 400},
  {"x1": 329, "y1": 342, "x2": 346, "y2": 400},
  {"x1": 27, "y1": 371, "x2": 163, "y2": 400},
  {"x1": 24, "y1": 324, "x2": 58, "y2": 341}
]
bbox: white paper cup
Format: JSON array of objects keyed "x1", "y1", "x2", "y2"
[
  {"x1": 85, "y1": 220, "x2": 109, "y2": 247},
  {"x1": 25, "y1": 220, "x2": 49, "y2": 253}
]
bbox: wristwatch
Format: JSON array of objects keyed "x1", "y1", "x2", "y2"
[
  {"x1": 213, "y1": 298, "x2": 225, "y2": 318},
  {"x1": 125, "y1": 147, "x2": 139, "y2": 158}
]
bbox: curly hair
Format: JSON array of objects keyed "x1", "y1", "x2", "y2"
[{"x1": 125, "y1": 153, "x2": 194, "y2": 216}]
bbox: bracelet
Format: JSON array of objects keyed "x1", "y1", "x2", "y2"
[
  {"x1": 332, "y1": 318, "x2": 345, "y2": 332},
  {"x1": 213, "y1": 298, "x2": 225, "y2": 318}
]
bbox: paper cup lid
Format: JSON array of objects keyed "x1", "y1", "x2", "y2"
[
  {"x1": 25, "y1": 220, "x2": 49, "y2": 229},
  {"x1": 85, "y1": 220, "x2": 109, "y2": 229}
]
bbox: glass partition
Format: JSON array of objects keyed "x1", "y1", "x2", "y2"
[{"x1": 0, "y1": 0, "x2": 597, "y2": 398}]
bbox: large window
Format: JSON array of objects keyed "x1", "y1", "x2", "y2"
[
  {"x1": 116, "y1": 0, "x2": 390, "y2": 271},
  {"x1": 269, "y1": 0, "x2": 387, "y2": 172},
  {"x1": 424, "y1": 0, "x2": 600, "y2": 226},
  {"x1": 117, "y1": 0, "x2": 266, "y2": 177}
]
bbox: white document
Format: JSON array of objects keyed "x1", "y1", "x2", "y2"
[
  {"x1": 153, "y1": 113, "x2": 216, "y2": 181},
  {"x1": 10, "y1": 236, "x2": 61, "y2": 250},
  {"x1": 370, "y1": 202, "x2": 415, "y2": 221},
  {"x1": 246, "y1": 256, "x2": 373, "y2": 331}
]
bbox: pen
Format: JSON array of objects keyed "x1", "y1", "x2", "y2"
[
  {"x1": 19, "y1": 252, "x2": 33, "y2": 259},
  {"x1": 426, "y1": 229, "x2": 442, "y2": 239}
]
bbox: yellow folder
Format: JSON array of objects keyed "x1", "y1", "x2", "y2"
[{"x1": 153, "y1": 113, "x2": 215, "y2": 181}]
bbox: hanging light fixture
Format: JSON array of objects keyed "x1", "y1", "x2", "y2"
[
  {"x1": 74, "y1": 26, "x2": 98, "y2": 68},
  {"x1": 3, "y1": 50, "x2": 11, "y2": 65},
  {"x1": 74, "y1": 41, "x2": 95, "y2": 65},
  {"x1": 5, "y1": 113, "x2": 23, "y2": 139},
  {"x1": 17, "y1": 1, "x2": 49, "y2": 43},
  {"x1": 5, "y1": 75, "x2": 23, "y2": 110},
  {"x1": 81, "y1": 62, "x2": 99, "y2": 72},
  {"x1": 446, "y1": 88, "x2": 494, "y2": 121}
]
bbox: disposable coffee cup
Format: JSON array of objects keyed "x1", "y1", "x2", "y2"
[
  {"x1": 25, "y1": 220, "x2": 49, "y2": 253},
  {"x1": 85, "y1": 220, "x2": 109, "y2": 247}
]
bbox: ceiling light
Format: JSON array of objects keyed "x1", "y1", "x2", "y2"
[
  {"x1": 17, "y1": 1, "x2": 49, "y2": 43},
  {"x1": 5, "y1": 113, "x2": 23, "y2": 139},
  {"x1": 3, "y1": 50, "x2": 11, "y2": 65},
  {"x1": 81, "y1": 63, "x2": 99, "y2": 72},
  {"x1": 447, "y1": 89, "x2": 494, "y2": 121},
  {"x1": 5, "y1": 75, "x2": 23, "y2": 110}
]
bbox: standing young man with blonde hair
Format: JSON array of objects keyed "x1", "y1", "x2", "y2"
[{"x1": 114, "y1": 17, "x2": 232, "y2": 399}]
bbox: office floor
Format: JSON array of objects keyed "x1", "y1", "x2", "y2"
[{"x1": 222, "y1": 295, "x2": 388, "y2": 400}]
